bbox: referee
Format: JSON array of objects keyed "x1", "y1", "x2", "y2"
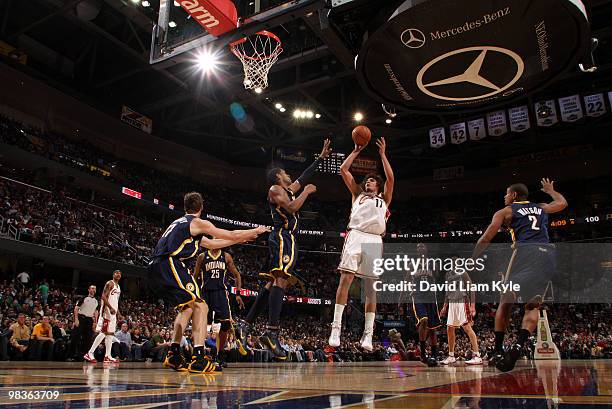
[{"x1": 73, "y1": 285, "x2": 98, "y2": 360}]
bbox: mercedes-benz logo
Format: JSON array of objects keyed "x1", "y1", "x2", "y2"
[
  {"x1": 416, "y1": 46, "x2": 524, "y2": 101},
  {"x1": 401, "y1": 28, "x2": 426, "y2": 49}
]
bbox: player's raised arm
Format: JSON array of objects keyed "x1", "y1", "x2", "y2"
[
  {"x1": 376, "y1": 137, "x2": 394, "y2": 206},
  {"x1": 270, "y1": 184, "x2": 316, "y2": 214},
  {"x1": 538, "y1": 178, "x2": 568, "y2": 214},
  {"x1": 340, "y1": 144, "x2": 366, "y2": 199},
  {"x1": 200, "y1": 237, "x2": 245, "y2": 250},
  {"x1": 289, "y1": 138, "x2": 332, "y2": 193},
  {"x1": 225, "y1": 253, "x2": 245, "y2": 309},
  {"x1": 472, "y1": 207, "x2": 511, "y2": 258},
  {"x1": 191, "y1": 218, "x2": 269, "y2": 243}
]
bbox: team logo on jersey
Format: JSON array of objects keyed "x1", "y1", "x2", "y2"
[
  {"x1": 186, "y1": 283, "x2": 196, "y2": 292},
  {"x1": 283, "y1": 255, "x2": 291, "y2": 263}
]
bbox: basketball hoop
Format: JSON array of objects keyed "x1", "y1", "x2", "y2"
[{"x1": 230, "y1": 30, "x2": 283, "y2": 91}]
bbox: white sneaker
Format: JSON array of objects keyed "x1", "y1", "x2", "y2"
[
  {"x1": 441, "y1": 356, "x2": 456, "y2": 365},
  {"x1": 328, "y1": 323, "x2": 341, "y2": 347},
  {"x1": 360, "y1": 331, "x2": 373, "y2": 352},
  {"x1": 465, "y1": 356, "x2": 483, "y2": 365}
]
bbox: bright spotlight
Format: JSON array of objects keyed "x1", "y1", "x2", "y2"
[
  {"x1": 141, "y1": 1, "x2": 151, "y2": 7},
  {"x1": 168, "y1": 21, "x2": 177, "y2": 28},
  {"x1": 293, "y1": 110, "x2": 301, "y2": 118},
  {"x1": 354, "y1": 112, "x2": 364, "y2": 121},
  {"x1": 306, "y1": 111, "x2": 313, "y2": 118},
  {"x1": 279, "y1": 107, "x2": 286, "y2": 112},
  {"x1": 385, "y1": 118, "x2": 392, "y2": 124},
  {"x1": 315, "y1": 113, "x2": 321, "y2": 119},
  {"x1": 131, "y1": 0, "x2": 139, "y2": 3},
  {"x1": 196, "y1": 50, "x2": 219, "y2": 72},
  {"x1": 275, "y1": 103, "x2": 282, "y2": 109},
  {"x1": 254, "y1": 87, "x2": 263, "y2": 94}
]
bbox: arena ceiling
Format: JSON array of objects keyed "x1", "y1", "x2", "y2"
[{"x1": 2, "y1": 0, "x2": 612, "y2": 176}]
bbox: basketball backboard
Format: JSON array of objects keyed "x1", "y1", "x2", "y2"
[{"x1": 149, "y1": 0, "x2": 323, "y2": 65}]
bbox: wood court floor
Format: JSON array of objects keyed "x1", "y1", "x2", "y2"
[{"x1": 0, "y1": 360, "x2": 608, "y2": 408}]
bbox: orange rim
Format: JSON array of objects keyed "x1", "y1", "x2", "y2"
[{"x1": 230, "y1": 30, "x2": 282, "y2": 62}]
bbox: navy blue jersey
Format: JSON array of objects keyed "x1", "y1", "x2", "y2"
[
  {"x1": 269, "y1": 187, "x2": 299, "y2": 232},
  {"x1": 151, "y1": 215, "x2": 202, "y2": 259},
  {"x1": 509, "y1": 201, "x2": 550, "y2": 244},
  {"x1": 198, "y1": 250, "x2": 228, "y2": 291}
]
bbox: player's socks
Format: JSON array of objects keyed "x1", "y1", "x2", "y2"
[
  {"x1": 104, "y1": 335, "x2": 113, "y2": 358},
  {"x1": 364, "y1": 312, "x2": 375, "y2": 333},
  {"x1": 88, "y1": 332, "x2": 105, "y2": 355},
  {"x1": 419, "y1": 341, "x2": 427, "y2": 359},
  {"x1": 329, "y1": 304, "x2": 344, "y2": 347},
  {"x1": 245, "y1": 286, "x2": 270, "y2": 323},
  {"x1": 494, "y1": 331, "x2": 505, "y2": 353},
  {"x1": 517, "y1": 328, "x2": 531, "y2": 346},
  {"x1": 268, "y1": 285, "x2": 284, "y2": 327}
]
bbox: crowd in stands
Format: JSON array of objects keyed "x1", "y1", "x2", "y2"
[{"x1": 0, "y1": 274, "x2": 609, "y2": 364}]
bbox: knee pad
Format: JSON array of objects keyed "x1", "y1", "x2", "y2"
[{"x1": 220, "y1": 321, "x2": 231, "y2": 331}]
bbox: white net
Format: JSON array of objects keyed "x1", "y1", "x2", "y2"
[{"x1": 230, "y1": 31, "x2": 283, "y2": 91}]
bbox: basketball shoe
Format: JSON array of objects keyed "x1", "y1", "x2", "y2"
[
  {"x1": 163, "y1": 350, "x2": 188, "y2": 372},
  {"x1": 359, "y1": 330, "x2": 373, "y2": 352},
  {"x1": 260, "y1": 330, "x2": 287, "y2": 360},
  {"x1": 83, "y1": 353, "x2": 97, "y2": 363},
  {"x1": 328, "y1": 323, "x2": 341, "y2": 347}
]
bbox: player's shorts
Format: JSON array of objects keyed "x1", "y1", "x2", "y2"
[
  {"x1": 96, "y1": 312, "x2": 117, "y2": 333},
  {"x1": 203, "y1": 289, "x2": 231, "y2": 322},
  {"x1": 268, "y1": 228, "x2": 298, "y2": 277},
  {"x1": 507, "y1": 244, "x2": 556, "y2": 303},
  {"x1": 413, "y1": 300, "x2": 442, "y2": 330},
  {"x1": 338, "y1": 229, "x2": 383, "y2": 279},
  {"x1": 447, "y1": 299, "x2": 472, "y2": 327},
  {"x1": 148, "y1": 256, "x2": 202, "y2": 309}
]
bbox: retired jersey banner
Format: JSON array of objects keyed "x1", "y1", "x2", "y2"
[
  {"x1": 558, "y1": 95, "x2": 584, "y2": 122},
  {"x1": 584, "y1": 94, "x2": 606, "y2": 117},
  {"x1": 468, "y1": 119, "x2": 486, "y2": 141},
  {"x1": 449, "y1": 122, "x2": 467, "y2": 145},
  {"x1": 535, "y1": 100, "x2": 558, "y2": 127},
  {"x1": 429, "y1": 127, "x2": 446, "y2": 148},
  {"x1": 121, "y1": 106, "x2": 152, "y2": 134},
  {"x1": 486, "y1": 111, "x2": 508, "y2": 136},
  {"x1": 508, "y1": 106, "x2": 531, "y2": 132}
]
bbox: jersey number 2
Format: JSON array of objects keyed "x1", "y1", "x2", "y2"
[{"x1": 528, "y1": 215, "x2": 540, "y2": 230}]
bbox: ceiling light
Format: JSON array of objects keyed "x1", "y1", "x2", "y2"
[
  {"x1": 354, "y1": 112, "x2": 364, "y2": 121},
  {"x1": 306, "y1": 111, "x2": 313, "y2": 118},
  {"x1": 168, "y1": 21, "x2": 177, "y2": 28},
  {"x1": 195, "y1": 50, "x2": 219, "y2": 72},
  {"x1": 385, "y1": 118, "x2": 392, "y2": 124},
  {"x1": 141, "y1": 1, "x2": 150, "y2": 7},
  {"x1": 279, "y1": 107, "x2": 286, "y2": 112},
  {"x1": 293, "y1": 110, "x2": 301, "y2": 118},
  {"x1": 315, "y1": 113, "x2": 321, "y2": 119},
  {"x1": 275, "y1": 103, "x2": 282, "y2": 109},
  {"x1": 254, "y1": 87, "x2": 263, "y2": 94}
]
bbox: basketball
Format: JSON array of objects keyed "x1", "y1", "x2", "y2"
[{"x1": 352, "y1": 125, "x2": 371, "y2": 146}]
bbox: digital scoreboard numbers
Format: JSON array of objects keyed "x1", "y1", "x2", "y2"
[{"x1": 317, "y1": 152, "x2": 346, "y2": 174}]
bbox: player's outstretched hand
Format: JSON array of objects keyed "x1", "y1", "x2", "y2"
[
  {"x1": 254, "y1": 225, "x2": 270, "y2": 235},
  {"x1": 376, "y1": 137, "x2": 387, "y2": 156},
  {"x1": 540, "y1": 178, "x2": 555, "y2": 195},
  {"x1": 304, "y1": 184, "x2": 317, "y2": 194},
  {"x1": 320, "y1": 138, "x2": 332, "y2": 159}
]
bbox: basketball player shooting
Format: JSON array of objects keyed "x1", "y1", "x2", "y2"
[
  {"x1": 148, "y1": 192, "x2": 268, "y2": 373},
  {"x1": 329, "y1": 136, "x2": 394, "y2": 351},
  {"x1": 237, "y1": 139, "x2": 332, "y2": 360},
  {"x1": 84, "y1": 270, "x2": 121, "y2": 364},
  {"x1": 473, "y1": 179, "x2": 567, "y2": 371}
]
